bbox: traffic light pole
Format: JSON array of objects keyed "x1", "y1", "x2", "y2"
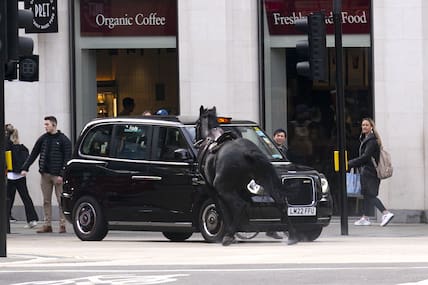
[
  {"x1": 0, "y1": 63, "x2": 7, "y2": 257},
  {"x1": 333, "y1": 0, "x2": 348, "y2": 235},
  {"x1": 0, "y1": 0, "x2": 8, "y2": 257}
]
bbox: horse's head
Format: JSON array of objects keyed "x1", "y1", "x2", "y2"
[{"x1": 196, "y1": 105, "x2": 220, "y2": 141}]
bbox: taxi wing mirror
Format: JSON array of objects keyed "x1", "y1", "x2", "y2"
[{"x1": 174, "y1": 148, "x2": 192, "y2": 161}]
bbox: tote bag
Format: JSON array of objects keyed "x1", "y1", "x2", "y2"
[{"x1": 346, "y1": 168, "x2": 361, "y2": 195}]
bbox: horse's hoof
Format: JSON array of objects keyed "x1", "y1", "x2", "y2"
[
  {"x1": 222, "y1": 235, "x2": 236, "y2": 246},
  {"x1": 287, "y1": 237, "x2": 299, "y2": 246}
]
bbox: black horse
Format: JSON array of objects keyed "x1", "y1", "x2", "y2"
[{"x1": 195, "y1": 106, "x2": 298, "y2": 246}]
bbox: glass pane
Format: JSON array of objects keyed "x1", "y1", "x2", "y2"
[
  {"x1": 81, "y1": 125, "x2": 113, "y2": 157},
  {"x1": 155, "y1": 127, "x2": 188, "y2": 161},
  {"x1": 113, "y1": 124, "x2": 149, "y2": 160}
]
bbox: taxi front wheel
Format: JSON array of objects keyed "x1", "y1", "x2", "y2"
[
  {"x1": 295, "y1": 225, "x2": 323, "y2": 242},
  {"x1": 199, "y1": 199, "x2": 226, "y2": 243}
]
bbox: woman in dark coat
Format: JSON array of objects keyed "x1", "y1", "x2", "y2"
[
  {"x1": 6, "y1": 127, "x2": 39, "y2": 229},
  {"x1": 348, "y1": 118, "x2": 394, "y2": 226}
]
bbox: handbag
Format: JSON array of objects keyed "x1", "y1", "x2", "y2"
[{"x1": 346, "y1": 168, "x2": 361, "y2": 195}]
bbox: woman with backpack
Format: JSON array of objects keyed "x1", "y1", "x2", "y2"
[
  {"x1": 348, "y1": 118, "x2": 394, "y2": 227},
  {"x1": 6, "y1": 125, "x2": 39, "y2": 229}
]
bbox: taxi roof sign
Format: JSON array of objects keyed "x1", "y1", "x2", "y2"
[{"x1": 217, "y1": 117, "x2": 232, "y2": 124}]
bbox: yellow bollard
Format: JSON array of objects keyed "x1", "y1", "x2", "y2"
[
  {"x1": 5, "y1": 150, "x2": 12, "y2": 171},
  {"x1": 334, "y1": 150, "x2": 348, "y2": 172}
]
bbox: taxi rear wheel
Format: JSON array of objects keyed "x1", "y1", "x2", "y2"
[
  {"x1": 72, "y1": 196, "x2": 108, "y2": 241},
  {"x1": 162, "y1": 232, "x2": 193, "y2": 242}
]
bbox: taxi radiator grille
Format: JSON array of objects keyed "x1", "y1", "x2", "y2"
[{"x1": 281, "y1": 177, "x2": 315, "y2": 205}]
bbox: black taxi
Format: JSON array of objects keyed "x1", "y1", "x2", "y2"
[{"x1": 61, "y1": 116, "x2": 332, "y2": 242}]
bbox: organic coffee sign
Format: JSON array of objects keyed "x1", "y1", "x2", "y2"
[
  {"x1": 80, "y1": 0, "x2": 177, "y2": 36},
  {"x1": 25, "y1": 0, "x2": 59, "y2": 33},
  {"x1": 264, "y1": 0, "x2": 370, "y2": 35}
]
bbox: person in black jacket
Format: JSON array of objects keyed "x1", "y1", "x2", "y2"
[
  {"x1": 263, "y1": 128, "x2": 290, "y2": 240},
  {"x1": 272, "y1": 128, "x2": 289, "y2": 160},
  {"x1": 348, "y1": 118, "x2": 394, "y2": 227},
  {"x1": 21, "y1": 116, "x2": 72, "y2": 233},
  {"x1": 5, "y1": 124, "x2": 17, "y2": 224},
  {"x1": 6, "y1": 126, "x2": 39, "y2": 230}
]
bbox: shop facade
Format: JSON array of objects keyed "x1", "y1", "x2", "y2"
[
  {"x1": 5, "y1": 0, "x2": 428, "y2": 222},
  {"x1": 262, "y1": 0, "x2": 372, "y2": 215}
]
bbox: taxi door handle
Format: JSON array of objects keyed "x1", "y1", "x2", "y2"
[{"x1": 131, "y1": 175, "x2": 162, "y2": 181}]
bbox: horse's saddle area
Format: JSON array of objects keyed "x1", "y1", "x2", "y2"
[
  {"x1": 197, "y1": 131, "x2": 238, "y2": 178},
  {"x1": 207, "y1": 131, "x2": 238, "y2": 153}
]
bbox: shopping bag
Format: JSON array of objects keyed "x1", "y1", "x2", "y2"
[{"x1": 346, "y1": 168, "x2": 361, "y2": 195}]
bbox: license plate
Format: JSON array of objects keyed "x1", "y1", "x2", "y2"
[{"x1": 288, "y1": 207, "x2": 316, "y2": 216}]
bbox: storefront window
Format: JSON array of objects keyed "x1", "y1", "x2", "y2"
[
  {"x1": 261, "y1": 0, "x2": 373, "y2": 215},
  {"x1": 96, "y1": 48, "x2": 178, "y2": 117},
  {"x1": 74, "y1": 0, "x2": 178, "y2": 136}
]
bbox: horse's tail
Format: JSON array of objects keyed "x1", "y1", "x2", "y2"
[{"x1": 242, "y1": 148, "x2": 282, "y2": 192}]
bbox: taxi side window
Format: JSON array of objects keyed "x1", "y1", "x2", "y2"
[
  {"x1": 154, "y1": 127, "x2": 188, "y2": 161},
  {"x1": 113, "y1": 124, "x2": 149, "y2": 160},
  {"x1": 81, "y1": 125, "x2": 113, "y2": 157}
]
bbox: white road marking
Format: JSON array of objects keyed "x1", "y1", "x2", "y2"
[{"x1": 11, "y1": 274, "x2": 189, "y2": 285}]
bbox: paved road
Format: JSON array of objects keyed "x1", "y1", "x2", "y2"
[{"x1": 1, "y1": 220, "x2": 428, "y2": 284}]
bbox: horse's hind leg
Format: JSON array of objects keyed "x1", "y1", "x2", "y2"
[
  {"x1": 269, "y1": 191, "x2": 299, "y2": 245},
  {"x1": 282, "y1": 207, "x2": 299, "y2": 245},
  {"x1": 218, "y1": 191, "x2": 246, "y2": 246},
  {"x1": 216, "y1": 197, "x2": 234, "y2": 246}
]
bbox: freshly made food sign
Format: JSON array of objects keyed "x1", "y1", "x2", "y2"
[
  {"x1": 272, "y1": 11, "x2": 368, "y2": 26},
  {"x1": 80, "y1": 0, "x2": 177, "y2": 36},
  {"x1": 264, "y1": 0, "x2": 370, "y2": 35}
]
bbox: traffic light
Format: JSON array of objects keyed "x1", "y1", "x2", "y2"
[
  {"x1": 295, "y1": 12, "x2": 327, "y2": 81},
  {"x1": 5, "y1": 61, "x2": 17, "y2": 81},
  {"x1": 6, "y1": 0, "x2": 34, "y2": 61},
  {"x1": 19, "y1": 54, "x2": 38, "y2": 82},
  {"x1": 1, "y1": 1, "x2": 6, "y2": 57}
]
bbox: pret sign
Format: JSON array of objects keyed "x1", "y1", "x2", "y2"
[{"x1": 25, "y1": 0, "x2": 58, "y2": 33}]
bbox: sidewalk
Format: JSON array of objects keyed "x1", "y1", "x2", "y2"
[
  {"x1": 7, "y1": 221, "x2": 69, "y2": 235},
  {"x1": 2, "y1": 219, "x2": 428, "y2": 266},
  {"x1": 324, "y1": 217, "x2": 428, "y2": 238},
  {"x1": 7, "y1": 218, "x2": 428, "y2": 238}
]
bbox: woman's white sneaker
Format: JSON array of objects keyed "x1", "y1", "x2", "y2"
[
  {"x1": 354, "y1": 217, "x2": 371, "y2": 226},
  {"x1": 24, "y1": 221, "x2": 38, "y2": 229},
  {"x1": 380, "y1": 212, "x2": 394, "y2": 227}
]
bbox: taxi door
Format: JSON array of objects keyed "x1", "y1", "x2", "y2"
[
  {"x1": 141, "y1": 125, "x2": 197, "y2": 222},
  {"x1": 104, "y1": 123, "x2": 152, "y2": 221}
]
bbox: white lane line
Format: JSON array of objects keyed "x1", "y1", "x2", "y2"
[{"x1": 11, "y1": 274, "x2": 189, "y2": 285}]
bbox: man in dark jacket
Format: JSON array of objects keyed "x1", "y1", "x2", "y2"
[
  {"x1": 21, "y1": 116, "x2": 72, "y2": 233},
  {"x1": 272, "y1": 128, "x2": 289, "y2": 160},
  {"x1": 263, "y1": 128, "x2": 290, "y2": 240}
]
